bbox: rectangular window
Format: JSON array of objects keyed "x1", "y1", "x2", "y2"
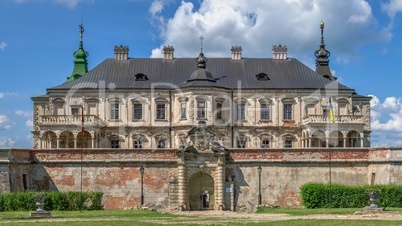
[
  {"x1": 133, "y1": 104, "x2": 142, "y2": 120},
  {"x1": 198, "y1": 101, "x2": 206, "y2": 119},
  {"x1": 284, "y1": 140, "x2": 292, "y2": 148},
  {"x1": 111, "y1": 140, "x2": 119, "y2": 148},
  {"x1": 110, "y1": 103, "x2": 119, "y2": 120},
  {"x1": 283, "y1": 104, "x2": 292, "y2": 120},
  {"x1": 261, "y1": 103, "x2": 270, "y2": 120},
  {"x1": 157, "y1": 104, "x2": 166, "y2": 120},
  {"x1": 181, "y1": 102, "x2": 186, "y2": 119},
  {"x1": 216, "y1": 103, "x2": 223, "y2": 120},
  {"x1": 261, "y1": 139, "x2": 270, "y2": 148},
  {"x1": 157, "y1": 139, "x2": 166, "y2": 148},
  {"x1": 134, "y1": 140, "x2": 142, "y2": 148},
  {"x1": 88, "y1": 103, "x2": 97, "y2": 115},
  {"x1": 323, "y1": 109, "x2": 329, "y2": 118},
  {"x1": 237, "y1": 103, "x2": 245, "y2": 120},
  {"x1": 71, "y1": 107, "x2": 79, "y2": 116}
]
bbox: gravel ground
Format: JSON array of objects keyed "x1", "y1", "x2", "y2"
[{"x1": 173, "y1": 210, "x2": 402, "y2": 221}]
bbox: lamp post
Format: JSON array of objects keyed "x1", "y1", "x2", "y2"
[
  {"x1": 140, "y1": 165, "x2": 145, "y2": 206},
  {"x1": 257, "y1": 165, "x2": 262, "y2": 206}
]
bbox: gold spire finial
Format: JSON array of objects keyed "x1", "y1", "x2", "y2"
[{"x1": 320, "y1": 21, "x2": 325, "y2": 28}]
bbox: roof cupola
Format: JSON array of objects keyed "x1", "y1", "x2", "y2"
[
  {"x1": 66, "y1": 24, "x2": 89, "y2": 82},
  {"x1": 314, "y1": 22, "x2": 335, "y2": 80}
]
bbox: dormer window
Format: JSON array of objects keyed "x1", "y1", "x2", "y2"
[
  {"x1": 135, "y1": 73, "x2": 148, "y2": 81},
  {"x1": 256, "y1": 73, "x2": 269, "y2": 81}
]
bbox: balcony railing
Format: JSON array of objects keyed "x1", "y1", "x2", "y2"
[
  {"x1": 302, "y1": 115, "x2": 363, "y2": 124},
  {"x1": 39, "y1": 115, "x2": 103, "y2": 126}
]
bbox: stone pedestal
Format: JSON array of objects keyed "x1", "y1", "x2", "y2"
[
  {"x1": 30, "y1": 211, "x2": 51, "y2": 218},
  {"x1": 363, "y1": 206, "x2": 385, "y2": 214}
]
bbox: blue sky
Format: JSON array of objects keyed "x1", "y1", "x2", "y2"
[{"x1": 1, "y1": 0, "x2": 402, "y2": 148}]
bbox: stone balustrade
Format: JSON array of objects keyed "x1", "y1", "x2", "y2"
[
  {"x1": 39, "y1": 115, "x2": 103, "y2": 125},
  {"x1": 302, "y1": 115, "x2": 363, "y2": 124}
]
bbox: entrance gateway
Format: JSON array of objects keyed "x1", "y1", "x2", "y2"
[
  {"x1": 174, "y1": 121, "x2": 229, "y2": 211},
  {"x1": 189, "y1": 172, "x2": 214, "y2": 210}
]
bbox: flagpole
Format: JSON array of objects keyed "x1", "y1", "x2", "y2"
[
  {"x1": 328, "y1": 97, "x2": 335, "y2": 208},
  {"x1": 80, "y1": 103, "x2": 84, "y2": 212}
]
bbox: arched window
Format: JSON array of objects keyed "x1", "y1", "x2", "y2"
[{"x1": 261, "y1": 139, "x2": 270, "y2": 148}]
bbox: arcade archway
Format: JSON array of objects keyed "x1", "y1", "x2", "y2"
[{"x1": 189, "y1": 172, "x2": 214, "y2": 210}]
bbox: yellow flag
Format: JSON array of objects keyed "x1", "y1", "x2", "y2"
[{"x1": 329, "y1": 98, "x2": 335, "y2": 123}]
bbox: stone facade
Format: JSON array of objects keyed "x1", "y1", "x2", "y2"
[
  {"x1": 1, "y1": 148, "x2": 401, "y2": 211},
  {"x1": 32, "y1": 90, "x2": 371, "y2": 150},
  {"x1": 20, "y1": 23, "x2": 380, "y2": 211}
]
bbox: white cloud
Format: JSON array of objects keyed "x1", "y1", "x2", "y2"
[
  {"x1": 0, "y1": 92, "x2": 18, "y2": 99},
  {"x1": 0, "y1": 137, "x2": 15, "y2": 148},
  {"x1": 16, "y1": 110, "x2": 32, "y2": 118},
  {"x1": 149, "y1": 0, "x2": 390, "y2": 59},
  {"x1": 150, "y1": 0, "x2": 164, "y2": 16},
  {"x1": 382, "y1": 0, "x2": 402, "y2": 18},
  {"x1": 0, "y1": 115, "x2": 11, "y2": 130},
  {"x1": 54, "y1": 0, "x2": 93, "y2": 8},
  {"x1": 370, "y1": 95, "x2": 402, "y2": 146},
  {"x1": 0, "y1": 41, "x2": 7, "y2": 51},
  {"x1": 25, "y1": 120, "x2": 33, "y2": 127}
]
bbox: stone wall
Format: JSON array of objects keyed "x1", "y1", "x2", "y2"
[{"x1": 1, "y1": 147, "x2": 401, "y2": 211}]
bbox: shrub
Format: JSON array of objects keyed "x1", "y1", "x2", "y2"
[
  {"x1": 300, "y1": 183, "x2": 402, "y2": 208},
  {"x1": 0, "y1": 191, "x2": 103, "y2": 212}
]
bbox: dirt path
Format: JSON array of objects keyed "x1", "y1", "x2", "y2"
[{"x1": 169, "y1": 210, "x2": 402, "y2": 222}]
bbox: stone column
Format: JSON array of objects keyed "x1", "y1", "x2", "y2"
[
  {"x1": 92, "y1": 138, "x2": 95, "y2": 148},
  {"x1": 216, "y1": 157, "x2": 225, "y2": 210},
  {"x1": 74, "y1": 138, "x2": 77, "y2": 149},
  {"x1": 177, "y1": 163, "x2": 186, "y2": 210},
  {"x1": 56, "y1": 137, "x2": 60, "y2": 148}
]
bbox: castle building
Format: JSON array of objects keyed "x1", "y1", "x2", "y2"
[
  {"x1": 9, "y1": 22, "x2": 387, "y2": 211},
  {"x1": 31, "y1": 22, "x2": 371, "y2": 151}
]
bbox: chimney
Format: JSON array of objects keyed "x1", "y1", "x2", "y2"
[
  {"x1": 114, "y1": 45, "x2": 129, "y2": 60},
  {"x1": 272, "y1": 44, "x2": 287, "y2": 60},
  {"x1": 231, "y1": 46, "x2": 242, "y2": 60},
  {"x1": 163, "y1": 45, "x2": 174, "y2": 60}
]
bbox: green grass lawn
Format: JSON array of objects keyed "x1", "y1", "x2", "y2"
[{"x1": 0, "y1": 209, "x2": 401, "y2": 226}]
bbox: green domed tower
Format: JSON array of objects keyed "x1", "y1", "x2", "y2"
[{"x1": 66, "y1": 24, "x2": 89, "y2": 82}]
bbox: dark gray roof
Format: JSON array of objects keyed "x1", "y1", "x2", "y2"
[{"x1": 49, "y1": 58, "x2": 353, "y2": 91}]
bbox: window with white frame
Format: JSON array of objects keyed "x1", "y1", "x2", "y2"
[
  {"x1": 237, "y1": 136, "x2": 247, "y2": 148},
  {"x1": 110, "y1": 103, "x2": 119, "y2": 120},
  {"x1": 133, "y1": 103, "x2": 142, "y2": 120},
  {"x1": 181, "y1": 102, "x2": 186, "y2": 119},
  {"x1": 197, "y1": 101, "x2": 206, "y2": 119},
  {"x1": 284, "y1": 140, "x2": 292, "y2": 148},
  {"x1": 237, "y1": 103, "x2": 245, "y2": 120},
  {"x1": 283, "y1": 104, "x2": 292, "y2": 120},
  {"x1": 71, "y1": 107, "x2": 80, "y2": 116},
  {"x1": 261, "y1": 139, "x2": 270, "y2": 148},
  {"x1": 111, "y1": 140, "x2": 120, "y2": 148},
  {"x1": 156, "y1": 103, "x2": 166, "y2": 120},
  {"x1": 236, "y1": 135, "x2": 247, "y2": 148},
  {"x1": 133, "y1": 139, "x2": 142, "y2": 148},
  {"x1": 261, "y1": 103, "x2": 270, "y2": 120},
  {"x1": 157, "y1": 139, "x2": 166, "y2": 148},
  {"x1": 216, "y1": 102, "x2": 223, "y2": 120}
]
